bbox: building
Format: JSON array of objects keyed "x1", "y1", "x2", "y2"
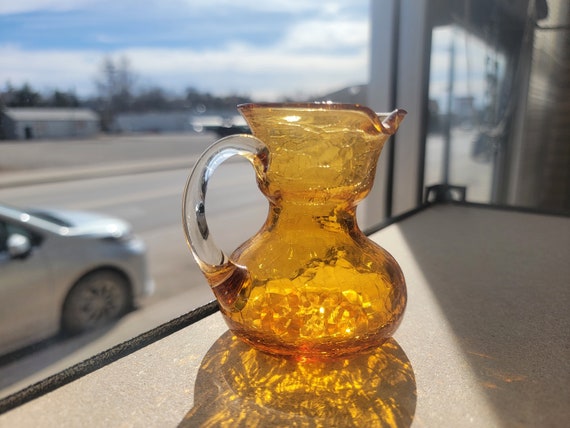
[
  {"x1": 113, "y1": 111, "x2": 194, "y2": 133},
  {"x1": 319, "y1": 85, "x2": 368, "y2": 105},
  {"x1": 0, "y1": 108, "x2": 99, "y2": 140}
]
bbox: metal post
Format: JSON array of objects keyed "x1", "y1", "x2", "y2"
[{"x1": 442, "y1": 30, "x2": 455, "y2": 186}]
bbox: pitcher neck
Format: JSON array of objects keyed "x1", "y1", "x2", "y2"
[{"x1": 266, "y1": 200, "x2": 359, "y2": 232}]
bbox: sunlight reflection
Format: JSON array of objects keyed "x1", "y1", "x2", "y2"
[{"x1": 180, "y1": 331, "x2": 416, "y2": 427}]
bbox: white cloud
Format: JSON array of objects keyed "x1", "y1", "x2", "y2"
[
  {"x1": 0, "y1": 42, "x2": 367, "y2": 100},
  {"x1": 0, "y1": 45, "x2": 100, "y2": 93},
  {"x1": 279, "y1": 19, "x2": 368, "y2": 52},
  {"x1": 123, "y1": 43, "x2": 368, "y2": 99}
]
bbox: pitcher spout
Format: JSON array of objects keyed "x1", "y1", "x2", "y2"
[{"x1": 378, "y1": 109, "x2": 407, "y2": 135}]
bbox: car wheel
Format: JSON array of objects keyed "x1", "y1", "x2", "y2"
[{"x1": 62, "y1": 270, "x2": 132, "y2": 335}]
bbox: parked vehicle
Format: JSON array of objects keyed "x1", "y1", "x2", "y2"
[
  {"x1": 191, "y1": 114, "x2": 250, "y2": 137},
  {"x1": 0, "y1": 203, "x2": 154, "y2": 356}
]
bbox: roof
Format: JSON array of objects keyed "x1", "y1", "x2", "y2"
[
  {"x1": 3, "y1": 108, "x2": 98, "y2": 122},
  {"x1": 319, "y1": 84, "x2": 368, "y2": 105}
]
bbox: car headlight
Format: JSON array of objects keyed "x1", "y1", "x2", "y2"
[{"x1": 102, "y1": 229, "x2": 136, "y2": 243}]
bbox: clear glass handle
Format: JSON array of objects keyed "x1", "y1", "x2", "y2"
[{"x1": 182, "y1": 134, "x2": 268, "y2": 286}]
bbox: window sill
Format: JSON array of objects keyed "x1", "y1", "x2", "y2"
[{"x1": 1, "y1": 204, "x2": 568, "y2": 427}]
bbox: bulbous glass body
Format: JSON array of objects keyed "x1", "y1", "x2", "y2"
[{"x1": 184, "y1": 103, "x2": 407, "y2": 359}]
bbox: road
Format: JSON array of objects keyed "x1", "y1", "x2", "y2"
[{"x1": 0, "y1": 145, "x2": 268, "y2": 399}]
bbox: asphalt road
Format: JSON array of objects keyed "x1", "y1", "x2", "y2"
[
  {"x1": 0, "y1": 133, "x2": 215, "y2": 188},
  {"x1": 0, "y1": 133, "x2": 212, "y2": 172}
]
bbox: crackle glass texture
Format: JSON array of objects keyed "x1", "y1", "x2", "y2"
[{"x1": 203, "y1": 104, "x2": 407, "y2": 359}]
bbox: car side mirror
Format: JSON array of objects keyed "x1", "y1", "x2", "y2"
[{"x1": 7, "y1": 233, "x2": 32, "y2": 259}]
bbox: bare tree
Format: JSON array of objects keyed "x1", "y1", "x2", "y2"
[{"x1": 95, "y1": 55, "x2": 137, "y2": 131}]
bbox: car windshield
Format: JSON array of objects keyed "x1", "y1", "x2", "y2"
[
  {"x1": 0, "y1": 204, "x2": 72, "y2": 228},
  {"x1": 25, "y1": 210, "x2": 72, "y2": 227}
]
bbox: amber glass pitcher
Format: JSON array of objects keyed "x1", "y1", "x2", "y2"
[{"x1": 183, "y1": 103, "x2": 407, "y2": 359}]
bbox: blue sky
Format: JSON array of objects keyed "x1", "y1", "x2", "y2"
[{"x1": 0, "y1": 0, "x2": 370, "y2": 100}]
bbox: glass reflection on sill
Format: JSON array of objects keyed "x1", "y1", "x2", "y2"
[{"x1": 180, "y1": 331, "x2": 416, "y2": 427}]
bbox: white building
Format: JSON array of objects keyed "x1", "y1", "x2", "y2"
[{"x1": 1, "y1": 108, "x2": 99, "y2": 140}]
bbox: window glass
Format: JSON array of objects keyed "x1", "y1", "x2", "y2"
[{"x1": 425, "y1": 24, "x2": 507, "y2": 203}]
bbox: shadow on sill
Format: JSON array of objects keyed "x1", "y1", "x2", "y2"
[{"x1": 180, "y1": 330, "x2": 416, "y2": 427}]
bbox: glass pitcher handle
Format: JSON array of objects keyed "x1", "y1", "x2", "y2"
[{"x1": 182, "y1": 134, "x2": 268, "y2": 286}]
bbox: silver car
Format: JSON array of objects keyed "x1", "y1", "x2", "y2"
[{"x1": 0, "y1": 203, "x2": 154, "y2": 356}]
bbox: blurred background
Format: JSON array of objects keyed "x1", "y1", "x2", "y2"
[{"x1": 0, "y1": 0, "x2": 568, "y2": 400}]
